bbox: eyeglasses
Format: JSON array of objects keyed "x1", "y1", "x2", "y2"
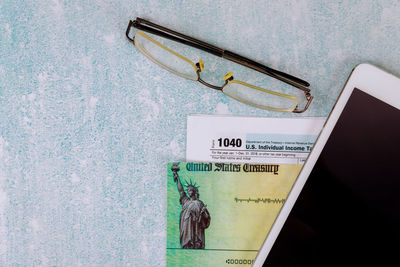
[{"x1": 126, "y1": 17, "x2": 313, "y2": 113}]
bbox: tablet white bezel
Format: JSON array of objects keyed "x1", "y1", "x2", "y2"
[{"x1": 253, "y1": 63, "x2": 400, "y2": 266}]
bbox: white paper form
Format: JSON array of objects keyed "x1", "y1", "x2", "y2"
[{"x1": 186, "y1": 115, "x2": 325, "y2": 164}]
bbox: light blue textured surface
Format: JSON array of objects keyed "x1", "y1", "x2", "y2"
[{"x1": 1, "y1": 0, "x2": 400, "y2": 266}]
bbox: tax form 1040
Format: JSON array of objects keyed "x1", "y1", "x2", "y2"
[{"x1": 186, "y1": 115, "x2": 325, "y2": 165}]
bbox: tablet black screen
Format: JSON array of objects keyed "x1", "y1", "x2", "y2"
[{"x1": 265, "y1": 88, "x2": 400, "y2": 267}]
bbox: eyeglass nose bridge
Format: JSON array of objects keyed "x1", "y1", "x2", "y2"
[
  {"x1": 197, "y1": 75, "x2": 226, "y2": 91},
  {"x1": 195, "y1": 63, "x2": 229, "y2": 91}
]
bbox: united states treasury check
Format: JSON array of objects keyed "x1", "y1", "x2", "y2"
[
  {"x1": 187, "y1": 115, "x2": 325, "y2": 164},
  {"x1": 167, "y1": 162, "x2": 302, "y2": 266}
]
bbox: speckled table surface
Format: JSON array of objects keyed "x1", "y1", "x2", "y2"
[{"x1": 1, "y1": 0, "x2": 400, "y2": 266}]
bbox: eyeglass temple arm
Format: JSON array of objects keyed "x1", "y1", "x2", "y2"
[
  {"x1": 126, "y1": 19, "x2": 224, "y2": 57},
  {"x1": 222, "y1": 50, "x2": 311, "y2": 93},
  {"x1": 127, "y1": 18, "x2": 311, "y2": 91}
]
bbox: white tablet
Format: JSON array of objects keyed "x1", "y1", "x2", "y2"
[{"x1": 254, "y1": 63, "x2": 400, "y2": 266}]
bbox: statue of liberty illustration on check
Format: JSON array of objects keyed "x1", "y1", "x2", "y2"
[{"x1": 171, "y1": 163, "x2": 211, "y2": 249}]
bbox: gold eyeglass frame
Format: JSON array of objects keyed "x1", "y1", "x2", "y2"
[{"x1": 126, "y1": 17, "x2": 313, "y2": 113}]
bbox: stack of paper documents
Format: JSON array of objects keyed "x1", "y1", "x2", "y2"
[{"x1": 167, "y1": 115, "x2": 324, "y2": 266}]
